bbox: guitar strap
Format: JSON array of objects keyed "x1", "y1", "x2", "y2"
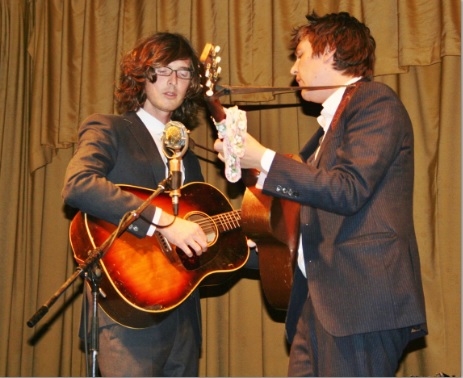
[
  {"x1": 330, "y1": 81, "x2": 364, "y2": 133},
  {"x1": 303, "y1": 81, "x2": 364, "y2": 165}
]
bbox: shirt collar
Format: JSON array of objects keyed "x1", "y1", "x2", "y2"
[
  {"x1": 136, "y1": 108, "x2": 166, "y2": 135},
  {"x1": 317, "y1": 77, "x2": 362, "y2": 133}
]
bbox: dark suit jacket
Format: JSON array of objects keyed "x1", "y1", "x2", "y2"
[
  {"x1": 262, "y1": 81, "x2": 427, "y2": 342},
  {"x1": 63, "y1": 111, "x2": 204, "y2": 236},
  {"x1": 62, "y1": 111, "x2": 204, "y2": 342}
]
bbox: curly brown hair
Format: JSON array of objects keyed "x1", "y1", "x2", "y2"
[
  {"x1": 291, "y1": 12, "x2": 376, "y2": 78},
  {"x1": 115, "y1": 32, "x2": 204, "y2": 125}
]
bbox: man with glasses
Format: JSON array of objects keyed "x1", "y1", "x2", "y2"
[
  {"x1": 62, "y1": 32, "x2": 208, "y2": 377},
  {"x1": 154, "y1": 66, "x2": 195, "y2": 80}
]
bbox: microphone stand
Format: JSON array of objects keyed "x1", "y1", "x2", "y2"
[
  {"x1": 210, "y1": 83, "x2": 355, "y2": 98},
  {"x1": 27, "y1": 177, "x2": 172, "y2": 377},
  {"x1": 85, "y1": 265, "x2": 101, "y2": 378}
]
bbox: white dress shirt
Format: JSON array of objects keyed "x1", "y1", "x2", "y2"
[{"x1": 136, "y1": 108, "x2": 186, "y2": 236}]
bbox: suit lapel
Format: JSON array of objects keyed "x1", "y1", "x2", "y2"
[
  {"x1": 314, "y1": 82, "x2": 364, "y2": 166},
  {"x1": 122, "y1": 112, "x2": 167, "y2": 183}
]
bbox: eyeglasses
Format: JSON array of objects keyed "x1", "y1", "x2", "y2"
[{"x1": 154, "y1": 66, "x2": 193, "y2": 80}]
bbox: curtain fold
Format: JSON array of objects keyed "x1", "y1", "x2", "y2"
[
  {"x1": 0, "y1": 0, "x2": 460, "y2": 376},
  {"x1": 27, "y1": 0, "x2": 461, "y2": 168},
  {"x1": 398, "y1": 0, "x2": 461, "y2": 66}
]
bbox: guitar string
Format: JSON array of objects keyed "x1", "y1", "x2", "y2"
[
  {"x1": 192, "y1": 210, "x2": 242, "y2": 233},
  {"x1": 193, "y1": 212, "x2": 241, "y2": 232}
]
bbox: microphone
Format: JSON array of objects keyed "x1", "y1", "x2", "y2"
[{"x1": 162, "y1": 121, "x2": 189, "y2": 216}]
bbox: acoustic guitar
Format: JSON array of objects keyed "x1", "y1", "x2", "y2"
[
  {"x1": 201, "y1": 43, "x2": 300, "y2": 310},
  {"x1": 70, "y1": 183, "x2": 249, "y2": 328}
]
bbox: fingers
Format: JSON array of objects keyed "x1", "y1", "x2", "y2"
[
  {"x1": 158, "y1": 218, "x2": 208, "y2": 258},
  {"x1": 213, "y1": 139, "x2": 225, "y2": 162},
  {"x1": 177, "y1": 228, "x2": 208, "y2": 257},
  {"x1": 246, "y1": 238, "x2": 257, "y2": 248},
  {"x1": 213, "y1": 139, "x2": 223, "y2": 153}
]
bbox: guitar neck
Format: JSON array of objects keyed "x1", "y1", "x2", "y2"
[
  {"x1": 205, "y1": 96, "x2": 226, "y2": 123},
  {"x1": 201, "y1": 43, "x2": 227, "y2": 123},
  {"x1": 210, "y1": 209, "x2": 241, "y2": 233}
]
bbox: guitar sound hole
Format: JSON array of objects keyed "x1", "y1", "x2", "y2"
[
  {"x1": 185, "y1": 211, "x2": 218, "y2": 245},
  {"x1": 177, "y1": 247, "x2": 200, "y2": 270},
  {"x1": 177, "y1": 211, "x2": 218, "y2": 270}
]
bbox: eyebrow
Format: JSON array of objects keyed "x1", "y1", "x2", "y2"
[{"x1": 167, "y1": 63, "x2": 191, "y2": 68}]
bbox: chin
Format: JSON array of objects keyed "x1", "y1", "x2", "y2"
[{"x1": 301, "y1": 90, "x2": 313, "y2": 102}]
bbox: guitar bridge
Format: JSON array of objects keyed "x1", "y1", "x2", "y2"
[{"x1": 155, "y1": 231, "x2": 176, "y2": 263}]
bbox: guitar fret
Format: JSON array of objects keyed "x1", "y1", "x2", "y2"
[
  {"x1": 218, "y1": 213, "x2": 232, "y2": 231},
  {"x1": 212, "y1": 210, "x2": 241, "y2": 233},
  {"x1": 228, "y1": 211, "x2": 241, "y2": 229}
]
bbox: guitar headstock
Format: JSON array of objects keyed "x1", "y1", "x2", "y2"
[{"x1": 200, "y1": 43, "x2": 222, "y2": 97}]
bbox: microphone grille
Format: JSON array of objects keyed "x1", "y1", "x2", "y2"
[{"x1": 163, "y1": 121, "x2": 188, "y2": 151}]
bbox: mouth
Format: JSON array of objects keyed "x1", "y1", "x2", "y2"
[{"x1": 164, "y1": 91, "x2": 177, "y2": 99}]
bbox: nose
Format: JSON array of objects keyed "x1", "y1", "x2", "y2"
[
  {"x1": 168, "y1": 71, "x2": 179, "y2": 84},
  {"x1": 290, "y1": 61, "x2": 298, "y2": 76}
]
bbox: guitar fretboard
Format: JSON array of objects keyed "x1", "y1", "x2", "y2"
[{"x1": 196, "y1": 210, "x2": 241, "y2": 234}]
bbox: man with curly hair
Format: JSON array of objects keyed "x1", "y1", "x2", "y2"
[
  {"x1": 215, "y1": 12, "x2": 427, "y2": 376},
  {"x1": 63, "y1": 32, "x2": 208, "y2": 377}
]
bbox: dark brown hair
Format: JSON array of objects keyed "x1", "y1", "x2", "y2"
[
  {"x1": 291, "y1": 12, "x2": 376, "y2": 78},
  {"x1": 115, "y1": 32, "x2": 203, "y2": 125}
]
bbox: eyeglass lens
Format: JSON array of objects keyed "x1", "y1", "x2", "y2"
[{"x1": 155, "y1": 67, "x2": 192, "y2": 79}]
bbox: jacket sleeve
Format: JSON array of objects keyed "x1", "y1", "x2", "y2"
[
  {"x1": 263, "y1": 83, "x2": 411, "y2": 216},
  {"x1": 62, "y1": 114, "x2": 156, "y2": 237}
]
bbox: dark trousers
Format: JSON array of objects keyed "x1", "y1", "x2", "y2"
[
  {"x1": 288, "y1": 296, "x2": 412, "y2": 377},
  {"x1": 82, "y1": 289, "x2": 201, "y2": 377}
]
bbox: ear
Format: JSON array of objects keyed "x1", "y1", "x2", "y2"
[{"x1": 323, "y1": 47, "x2": 336, "y2": 63}]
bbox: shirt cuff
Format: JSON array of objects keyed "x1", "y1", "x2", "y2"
[
  {"x1": 146, "y1": 207, "x2": 163, "y2": 236},
  {"x1": 256, "y1": 149, "x2": 276, "y2": 189}
]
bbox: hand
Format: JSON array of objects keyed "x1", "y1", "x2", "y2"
[
  {"x1": 246, "y1": 238, "x2": 257, "y2": 251},
  {"x1": 214, "y1": 132, "x2": 267, "y2": 170},
  {"x1": 157, "y1": 212, "x2": 208, "y2": 257}
]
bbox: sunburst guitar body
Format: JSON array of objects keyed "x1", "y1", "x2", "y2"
[{"x1": 70, "y1": 183, "x2": 249, "y2": 328}]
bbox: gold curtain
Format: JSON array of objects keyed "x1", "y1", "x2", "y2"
[{"x1": 0, "y1": 0, "x2": 460, "y2": 376}]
